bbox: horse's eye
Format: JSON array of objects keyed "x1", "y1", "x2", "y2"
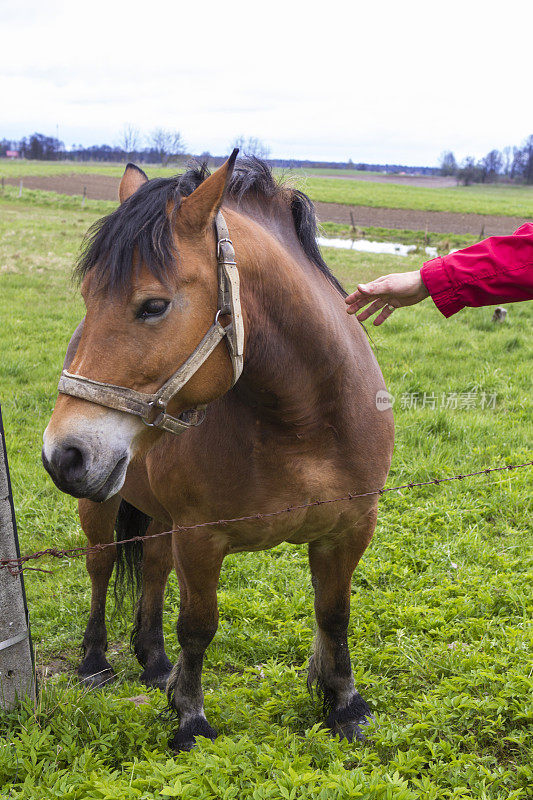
[{"x1": 137, "y1": 299, "x2": 170, "y2": 320}]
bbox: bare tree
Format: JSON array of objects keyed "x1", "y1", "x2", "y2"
[
  {"x1": 520, "y1": 134, "x2": 533, "y2": 184},
  {"x1": 149, "y1": 128, "x2": 185, "y2": 166},
  {"x1": 481, "y1": 149, "x2": 502, "y2": 182},
  {"x1": 439, "y1": 150, "x2": 457, "y2": 176},
  {"x1": 119, "y1": 124, "x2": 141, "y2": 161},
  {"x1": 457, "y1": 157, "x2": 482, "y2": 186},
  {"x1": 231, "y1": 135, "x2": 270, "y2": 160}
]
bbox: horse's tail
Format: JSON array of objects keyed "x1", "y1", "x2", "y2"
[{"x1": 113, "y1": 499, "x2": 150, "y2": 612}]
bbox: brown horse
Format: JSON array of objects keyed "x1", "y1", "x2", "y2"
[{"x1": 43, "y1": 154, "x2": 394, "y2": 750}]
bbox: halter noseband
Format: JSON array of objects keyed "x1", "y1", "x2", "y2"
[{"x1": 57, "y1": 211, "x2": 244, "y2": 436}]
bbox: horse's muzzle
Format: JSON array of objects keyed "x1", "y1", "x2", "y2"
[{"x1": 42, "y1": 439, "x2": 129, "y2": 502}]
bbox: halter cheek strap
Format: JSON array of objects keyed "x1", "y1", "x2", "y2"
[
  {"x1": 57, "y1": 211, "x2": 244, "y2": 436},
  {"x1": 216, "y1": 210, "x2": 244, "y2": 377}
]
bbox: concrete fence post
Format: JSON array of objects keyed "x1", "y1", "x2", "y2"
[{"x1": 0, "y1": 404, "x2": 35, "y2": 710}]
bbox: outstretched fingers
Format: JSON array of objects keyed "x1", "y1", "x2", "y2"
[
  {"x1": 372, "y1": 303, "x2": 396, "y2": 326},
  {"x1": 355, "y1": 298, "x2": 387, "y2": 321},
  {"x1": 345, "y1": 278, "x2": 391, "y2": 315},
  {"x1": 346, "y1": 270, "x2": 429, "y2": 323}
]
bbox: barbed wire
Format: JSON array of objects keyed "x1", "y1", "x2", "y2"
[{"x1": 1, "y1": 460, "x2": 531, "y2": 577}]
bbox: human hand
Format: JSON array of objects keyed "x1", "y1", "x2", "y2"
[{"x1": 345, "y1": 270, "x2": 430, "y2": 325}]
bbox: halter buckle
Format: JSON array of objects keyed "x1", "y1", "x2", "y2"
[{"x1": 217, "y1": 237, "x2": 234, "y2": 260}]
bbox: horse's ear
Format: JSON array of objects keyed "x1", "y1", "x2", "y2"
[
  {"x1": 119, "y1": 163, "x2": 148, "y2": 204},
  {"x1": 178, "y1": 149, "x2": 238, "y2": 231}
]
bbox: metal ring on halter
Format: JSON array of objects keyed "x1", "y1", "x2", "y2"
[
  {"x1": 142, "y1": 400, "x2": 165, "y2": 428},
  {"x1": 215, "y1": 308, "x2": 231, "y2": 324},
  {"x1": 385, "y1": 304, "x2": 395, "y2": 313}
]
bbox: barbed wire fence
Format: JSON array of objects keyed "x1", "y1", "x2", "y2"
[{"x1": 1, "y1": 460, "x2": 531, "y2": 578}]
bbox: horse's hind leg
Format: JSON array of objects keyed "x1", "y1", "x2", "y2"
[
  {"x1": 308, "y1": 501, "x2": 378, "y2": 741},
  {"x1": 78, "y1": 495, "x2": 121, "y2": 686},
  {"x1": 166, "y1": 531, "x2": 225, "y2": 752},
  {"x1": 132, "y1": 522, "x2": 173, "y2": 690}
]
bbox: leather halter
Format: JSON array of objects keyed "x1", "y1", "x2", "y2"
[{"x1": 57, "y1": 211, "x2": 244, "y2": 436}]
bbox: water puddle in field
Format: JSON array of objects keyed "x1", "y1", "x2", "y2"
[{"x1": 317, "y1": 236, "x2": 438, "y2": 259}]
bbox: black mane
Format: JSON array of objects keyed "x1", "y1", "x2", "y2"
[{"x1": 76, "y1": 157, "x2": 346, "y2": 296}]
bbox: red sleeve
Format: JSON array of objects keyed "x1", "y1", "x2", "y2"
[{"x1": 420, "y1": 223, "x2": 533, "y2": 318}]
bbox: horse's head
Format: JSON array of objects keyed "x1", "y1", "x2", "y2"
[{"x1": 43, "y1": 153, "x2": 239, "y2": 501}]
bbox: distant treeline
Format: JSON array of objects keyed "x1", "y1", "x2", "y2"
[
  {"x1": 0, "y1": 131, "x2": 186, "y2": 166},
  {"x1": 0, "y1": 131, "x2": 441, "y2": 175},
  {"x1": 2, "y1": 130, "x2": 532, "y2": 183},
  {"x1": 0, "y1": 132, "x2": 440, "y2": 174},
  {"x1": 440, "y1": 135, "x2": 533, "y2": 185}
]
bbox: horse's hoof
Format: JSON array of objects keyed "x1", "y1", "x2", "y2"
[
  {"x1": 169, "y1": 717, "x2": 217, "y2": 753},
  {"x1": 326, "y1": 692, "x2": 374, "y2": 743},
  {"x1": 78, "y1": 668, "x2": 116, "y2": 688},
  {"x1": 140, "y1": 669, "x2": 172, "y2": 692},
  {"x1": 331, "y1": 718, "x2": 370, "y2": 742}
]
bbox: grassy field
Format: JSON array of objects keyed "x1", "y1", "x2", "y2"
[
  {"x1": 0, "y1": 197, "x2": 531, "y2": 799},
  {"x1": 0, "y1": 184, "x2": 477, "y2": 254},
  {"x1": 303, "y1": 178, "x2": 533, "y2": 218},
  {"x1": 0, "y1": 162, "x2": 377, "y2": 180},
  {"x1": 2, "y1": 160, "x2": 533, "y2": 218},
  {"x1": 293, "y1": 168, "x2": 384, "y2": 178}
]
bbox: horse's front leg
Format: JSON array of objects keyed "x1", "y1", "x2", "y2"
[
  {"x1": 132, "y1": 522, "x2": 173, "y2": 690},
  {"x1": 308, "y1": 501, "x2": 378, "y2": 741},
  {"x1": 166, "y1": 530, "x2": 225, "y2": 752},
  {"x1": 78, "y1": 495, "x2": 121, "y2": 686}
]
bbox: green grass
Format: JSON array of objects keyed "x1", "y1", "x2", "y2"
[{"x1": 0, "y1": 198, "x2": 531, "y2": 799}]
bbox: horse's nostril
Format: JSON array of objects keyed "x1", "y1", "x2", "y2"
[{"x1": 57, "y1": 445, "x2": 86, "y2": 482}]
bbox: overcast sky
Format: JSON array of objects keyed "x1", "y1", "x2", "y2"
[{"x1": 1, "y1": 0, "x2": 531, "y2": 165}]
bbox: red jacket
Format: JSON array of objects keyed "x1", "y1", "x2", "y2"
[{"x1": 421, "y1": 223, "x2": 533, "y2": 317}]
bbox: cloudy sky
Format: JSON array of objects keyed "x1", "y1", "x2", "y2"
[{"x1": 1, "y1": 0, "x2": 531, "y2": 165}]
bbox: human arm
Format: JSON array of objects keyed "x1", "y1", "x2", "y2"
[
  {"x1": 419, "y1": 222, "x2": 533, "y2": 317},
  {"x1": 345, "y1": 223, "x2": 533, "y2": 324}
]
